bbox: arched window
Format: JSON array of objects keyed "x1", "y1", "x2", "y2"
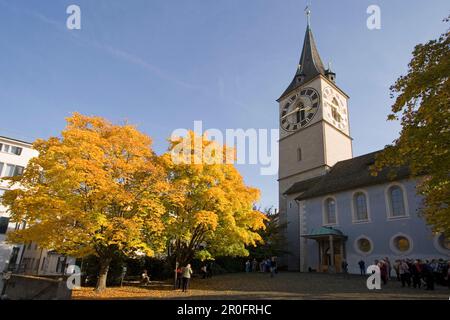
[
  {"x1": 389, "y1": 186, "x2": 406, "y2": 217},
  {"x1": 324, "y1": 198, "x2": 337, "y2": 225},
  {"x1": 354, "y1": 192, "x2": 368, "y2": 221}
]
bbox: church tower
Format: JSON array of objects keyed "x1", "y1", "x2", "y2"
[{"x1": 278, "y1": 8, "x2": 353, "y2": 270}]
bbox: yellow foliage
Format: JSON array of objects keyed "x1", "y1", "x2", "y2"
[
  {"x1": 2, "y1": 113, "x2": 167, "y2": 260},
  {"x1": 163, "y1": 132, "x2": 267, "y2": 263}
]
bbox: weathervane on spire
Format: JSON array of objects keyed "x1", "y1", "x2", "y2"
[{"x1": 305, "y1": 1, "x2": 312, "y2": 27}]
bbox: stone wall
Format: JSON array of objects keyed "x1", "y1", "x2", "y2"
[{"x1": 3, "y1": 274, "x2": 72, "y2": 300}]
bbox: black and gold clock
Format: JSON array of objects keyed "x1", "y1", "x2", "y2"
[{"x1": 280, "y1": 88, "x2": 320, "y2": 132}]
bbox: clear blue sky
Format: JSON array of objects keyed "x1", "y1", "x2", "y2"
[{"x1": 0, "y1": 0, "x2": 448, "y2": 209}]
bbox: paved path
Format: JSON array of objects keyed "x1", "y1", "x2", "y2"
[{"x1": 73, "y1": 272, "x2": 450, "y2": 300}]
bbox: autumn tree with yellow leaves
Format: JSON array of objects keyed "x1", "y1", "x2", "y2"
[
  {"x1": 162, "y1": 132, "x2": 267, "y2": 267},
  {"x1": 2, "y1": 113, "x2": 167, "y2": 292}
]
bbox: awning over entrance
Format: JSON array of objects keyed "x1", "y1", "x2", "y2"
[
  {"x1": 301, "y1": 227, "x2": 347, "y2": 273},
  {"x1": 301, "y1": 226, "x2": 347, "y2": 240}
]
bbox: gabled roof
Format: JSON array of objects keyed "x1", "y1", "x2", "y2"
[
  {"x1": 283, "y1": 175, "x2": 323, "y2": 195},
  {"x1": 290, "y1": 151, "x2": 411, "y2": 201},
  {"x1": 278, "y1": 25, "x2": 326, "y2": 102}
]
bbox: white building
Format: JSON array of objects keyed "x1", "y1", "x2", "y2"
[
  {"x1": 1, "y1": 136, "x2": 75, "y2": 293},
  {"x1": 0, "y1": 136, "x2": 38, "y2": 276}
]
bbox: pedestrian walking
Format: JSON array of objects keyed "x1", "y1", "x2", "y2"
[
  {"x1": 252, "y1": 259, "x2": 258, "y2": 272},
  {"x1": 341, "y1": 260, "x2": 348, "y2": 274},
  {"x1": 182, "y1": 264, "x2": 193, "y2": 292},
  {"x1": 270, "y1": 257, "x2": 277, "y2": 278},
  {"x1": 176, "y1": 266, "x2": 183, "y2": 289},
  {"x1": 378, "y1": 260, "x2": 388, "y2": 285},
  {"x1": 245, "y1": 260, "x2": 251, "y2": 273},
  {"x1": 384, "y1": 257, "x2": 392, "y2": 280},
  {"x1": 141, "y1": 269, "x2": 151, "y2": 286},
  {"x1": 411, "y1": 260, "x2": 422, "y2": 289},
  {"x1": 399, "y1": 260, "x2": 411, "y2": 287},
  {"x1": 393, "y1": 260, "x2": 401, "y2": 281},
  {"x1": 201, "y1": 265, "x2": 207, "y2": 279},
  {"x1": 423, "y1": 260, "x2": 435, "y2": 290},
  {"x1": 358, "y1": 259, "x2": 366, "y2": 276},
  {"x1": 259, "y1": 260, "x2": 264, "y2": 272}
]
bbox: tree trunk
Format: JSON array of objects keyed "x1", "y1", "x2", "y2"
[{"x1": 95, "y1": 257, "x2": 112, "y2": 292}]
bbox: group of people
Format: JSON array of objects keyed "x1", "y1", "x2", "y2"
[
  {"x1": 245, "y1": 257, "x2": 278, "y2": 277},
  {"x1": 357, "y1": 257, "x2": 450, "y2": 290}
]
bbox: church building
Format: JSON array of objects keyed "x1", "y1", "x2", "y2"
[{"x1": 278, "y1": 10, "x2": 450, "y2": 273}]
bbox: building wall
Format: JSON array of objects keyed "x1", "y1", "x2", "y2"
[
  {"x1": 20, "y1": 243, "x2": 76, "y2": 276},
  {"x1": 323, "y1": 122, "x2": 353, "y2": 168},
  {"x1": 0, "y1": 137, "x2": 38, "y2": 275},
  {"x1": 302, "y1": 179, "x2": 450, "y2": 274},
  {"x1": 285, "y1": 192, "x2": 302, "y2": 270}
]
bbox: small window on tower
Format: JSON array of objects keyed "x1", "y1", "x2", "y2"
[{"x1": 297, "y1": 148, "x2": 302, "y2": 162}]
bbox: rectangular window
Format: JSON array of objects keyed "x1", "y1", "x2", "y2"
[
  {"x1": 56, "y1": 257, "x2": 67, "y2": 273},
  {"x1": 0, "y1": 216, "x2": 10, "y2": 234},
  {"x1": 10, "y1": 146, "x2": 22, "y2": 156},
  {"x1": 2, "y1": 164, "x2": 24, "y2": 177},
  {"x1": 5, "y1": 164, "x2": 15, "y2": 177},
  {"x1": 8, "y1": 247, "x2": 20, "y2": 268},
  {"x1": 14, "y1": 165, "x2": 24, "y2": 176},
  {"x1": 297, "y1": 148, "x2": 302, "y2": 162},
  {"x1": 0, "y1": 162, "x2": 4, "y2": 176},
  {"x1": 0, "y1": 143, "x2": 23, "y2": 155}
]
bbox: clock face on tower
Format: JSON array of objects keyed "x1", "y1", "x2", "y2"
[
  {"x1": 280, "y1": 88, "x2": 320, "y2": 132},
  {"x1": 323, "y1": 86, "x2": 348, "y2": 131}
]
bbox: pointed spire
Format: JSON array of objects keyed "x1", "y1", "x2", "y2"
[
  {"x1": 296, "y1": 23, "x2": 325, "y2": 80},
  {"x1": 277, "y1": 6, "x2": 326, "y2": 101}
]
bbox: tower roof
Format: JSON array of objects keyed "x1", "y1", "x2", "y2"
[{"x1": 277, "y1": 24, "x2": 326, "y2": 101}]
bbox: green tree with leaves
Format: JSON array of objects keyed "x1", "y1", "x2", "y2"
[
  {"x1": 248, "y1": 208, "x2": 288, "y2": 260},
  {"x1": 372, "y1": 17, "x2": 450, "y2": 236}
]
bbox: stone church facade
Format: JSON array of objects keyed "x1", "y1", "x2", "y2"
[{"x1": 278, "y1": 16, "x2": 450, "y2": 273}]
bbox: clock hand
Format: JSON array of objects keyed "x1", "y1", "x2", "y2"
[
  {"x1": 281, "y1": 107, "x2": 300, "y2": 119},
  {"x1": 300, "y1": 105, "x2": 312, "y2": 112}
]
